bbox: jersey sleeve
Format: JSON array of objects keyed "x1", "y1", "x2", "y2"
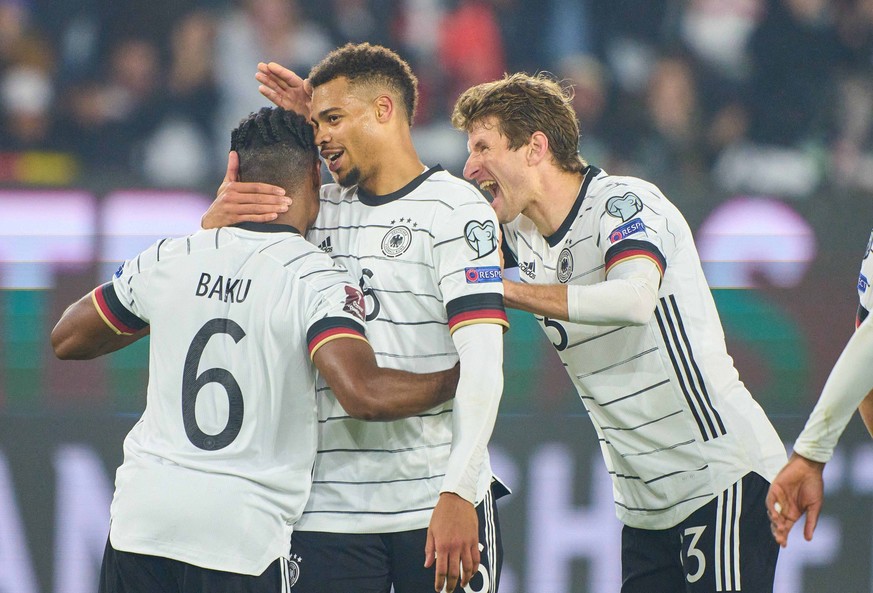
[
  {"x1": 298, "y1": 257, "x2": 369, "y2": 358},
  {"x1": 433, "y1": 198, "x2": 509, "y2": 334},
  {"x1": 598, "y1": 188, "x2": 668, "y2": 278},
  {"x1": 92, "y1": 241, "x2": 162, "y2": 334},
  {"x1": 858, "y1": 229, "x2": 873, "y2": 328}
]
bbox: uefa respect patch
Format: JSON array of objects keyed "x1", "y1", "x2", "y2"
[
  {"x1": 608, "y1": 218, "x2": 647, "y2": 244},
  {"x1": 465, "y1": 266, "x2": 502, "y2": 283},
  {"x1": 860, "y1": 273, "x2": 869, "y2": 294}
]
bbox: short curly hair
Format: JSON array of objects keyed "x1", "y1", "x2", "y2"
[
  {"x1": 452, "y1": 73, "x2": 586, "y2": 173},
  {"x1": 231, "y1": 106, "x2": 318, "y2": 188},
  {"x1": 309, "y1": 42, "x2": 419, "y2": 126}
]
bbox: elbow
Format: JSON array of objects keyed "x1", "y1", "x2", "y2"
[
  {"x1": 51, "y1": 328, "x2": 97, "y2": 360},
  {"x1": 346, "y1": 405, "x2": 383, "y2": 422},
  {"x1": 340, "y1": 392, "x2": 379, "y2": 420},
  {"x1": 336, "y1": 381, "x2": 392, "y2": 421},
  {"x1": 625, "y1": 307, "x2": 655, "y2": 326},
  {"x1": 624, "y1": 286, "x2": 659, "y2": 326},
  {"x1": 52, "y1": 338, "x2": 92, "y2": 360},
  {"x1": 51, "y1": 328, "x2": 76, "y2": 360}
]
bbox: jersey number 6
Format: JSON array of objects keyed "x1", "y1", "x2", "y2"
[{"x1": 182, "y1": 318, "x2": 247, "y2": 451}]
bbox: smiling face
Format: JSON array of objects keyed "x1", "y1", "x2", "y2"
[
  {"x1": 310, "y1": 76, "x2": 379, "y2": 188},
  {"x1": 463, "y1": 116, "x2": 532, "y2": 224}
]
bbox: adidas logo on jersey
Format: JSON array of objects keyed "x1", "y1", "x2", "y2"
[
  {"x1": 519, "y1": 261, "x2": 536, "y2": 279},
  {"x1": 318, "y1": 237, "x2": 333, "y2": 253}
]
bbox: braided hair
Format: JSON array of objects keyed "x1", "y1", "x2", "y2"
[{"x1": 230, "y1": 107, "x2": 318, "y2": 188}]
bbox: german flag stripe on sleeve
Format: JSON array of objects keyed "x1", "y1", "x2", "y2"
[
  {"x1": 307, "y1": 317, "x2": 368, "y2": 358},
  {"x1": 446, "y1": 293, "x2": 509, "y2": 334},
  {"x1": 858, "y1": 304, "x2": 869, "y2": 329},
  {"x1": 605, "y1": 239, "x2": 667, "y2": 277},
  {"x1": 92, "y1": 282, "x2": 148, "y2": 335}
]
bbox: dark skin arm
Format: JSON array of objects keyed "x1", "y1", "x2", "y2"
[
  {"x1": 51, "y1": 291, "x2": 149, "y2": 360},
  {"x1": 313, "y1": 337, "x2": 458, "y2": 421},
  {"x1": 52, "y1": 289, "x2": 456, "y2": 418}
]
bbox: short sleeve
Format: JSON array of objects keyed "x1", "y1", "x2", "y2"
[
  {"x1": 433, "y1": 197, "x2": 508, "y2": 334},
  {"x1": 92, "y1": 243, "x2": 158, "y2": 335},
  {"x1": 599, "y1": 188, "x2": 668, "y2": 278},
  {"x1": 298, "y1": 256, "x2": 369, "y2": 358}
]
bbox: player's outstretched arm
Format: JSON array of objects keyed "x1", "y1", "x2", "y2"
[
  {"x1": 52, "y1": 291, "x2": 149, "y2": 360},
  {"x1": 766, "y1": 453, "x2": 825, "y2": 547},
  {"x1": 201, "y1": 151, "x2": 290, "y2": 229},
  {"x1": 312, "y1": 337, "x2": 458, "y2": 421},
  {"x1": 504, "y1": 257, "x2": 661, "y2": 326}
]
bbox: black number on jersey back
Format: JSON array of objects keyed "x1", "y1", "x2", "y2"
[{"x1": 182, "y1": 318, "x2": 246, "y2": 450}]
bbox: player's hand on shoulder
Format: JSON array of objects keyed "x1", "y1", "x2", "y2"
[
  {"x1": 202, "y1": 151, "x2": 290, "y2": 229},
  {"x1": 256, "y1": 62, "x2": 312, "y2": 115},
  {"x1": 425, "y1": 492, "x2": 480, "y2": 592}
]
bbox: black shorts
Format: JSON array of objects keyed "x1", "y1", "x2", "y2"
[
  {"x1": 98, "y1": 538, "x2": 293, "y2": 593},
  {"x1": 287, "y1": 480, "x2": 508, "y2": 593},
  {"x1": 621, "y1": 472, "x2": 779, "y2": 593}
]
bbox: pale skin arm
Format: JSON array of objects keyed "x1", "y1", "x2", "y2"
[
  {"x1": 503, "y1": 280, "x2": 568, "y2": 319},
  {"x1": 500, "y1": 231, "x2": 661, "y2": 324},
  {"x1": 502, "y1": 259, "x2": 661, "y2": 326},
  {"x1": 423, "y1": 324, "x2": 503, "y2": 591},
  {"x1": 765, "y1": 453, "x2": 825, "y2": 548},
  {"x1": 769, "y1": 388, "x2": 873, "y2": 548},
  {"x1": 767, "y1": 316, "x2": 873, "y2": 546}
]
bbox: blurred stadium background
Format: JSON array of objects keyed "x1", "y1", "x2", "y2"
[{"x1": 2, "y1": 0, "x2": 873, "y2": 591}]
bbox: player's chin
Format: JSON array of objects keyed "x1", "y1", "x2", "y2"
[{"x1": 491, "y1": 198, "x2": 512, "y2": 224}]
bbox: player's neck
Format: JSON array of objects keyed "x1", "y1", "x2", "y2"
[
  {"x1": 273, "y1": 192, "x2": 315, "y2": 235},
  {"x1": 526, "y1": 169, "x2": 586, "y2": 237},
  {"x1": 358, "y1": 135, "x2": 426, "y2": 196}
]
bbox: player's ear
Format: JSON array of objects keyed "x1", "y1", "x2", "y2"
[
  {"x1": 526, "y1": 131, "x2": 549, "y2": 165},
  {"x1": 374, "y1": 95, "x2": 394, "y2": 123}
]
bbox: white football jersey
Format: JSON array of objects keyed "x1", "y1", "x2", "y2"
[
  {"x1": 858, "y1": 228, "x2": 873, "y2": 327},
  {"x1": 94, "y1": 223, "x2": 367, "y2": 574},
  {"x1": 302, "y1": 166, "x2": 508, "y2": 533},
  {"x1": 503, "y1": 166, "x2": 786, "y2": 530}
]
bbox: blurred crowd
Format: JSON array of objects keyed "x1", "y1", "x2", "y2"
[{"x1": 2, "y1": 0, "x2": 873, "y2": 205}]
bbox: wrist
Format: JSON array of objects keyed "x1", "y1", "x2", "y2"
[
  {"x1": 502, "y1": 279, "x2": 520, "y2": 309},
  {"x1": 790, "y1": 451, "x2": 826, "y2": 473},
  {"x1": 438, "y1": 490, "x2": 475, "y2": 506}
]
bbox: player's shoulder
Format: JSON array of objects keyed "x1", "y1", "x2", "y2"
[
  {"x1": 254, "y1": 231, "x2": 329, "y2": 269},
  {"x1": 125, "y1": 231, "x2": 201, "y2": 275},
  {"x1": 318, "y1": 182, "x2": 356, "y2": 205},
  {"x1": 587, "y1": 168, "x2": 668, "y2": 208},
  {"x1": 420, "y1": 166, "x2": 488, "y2": 207}
]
